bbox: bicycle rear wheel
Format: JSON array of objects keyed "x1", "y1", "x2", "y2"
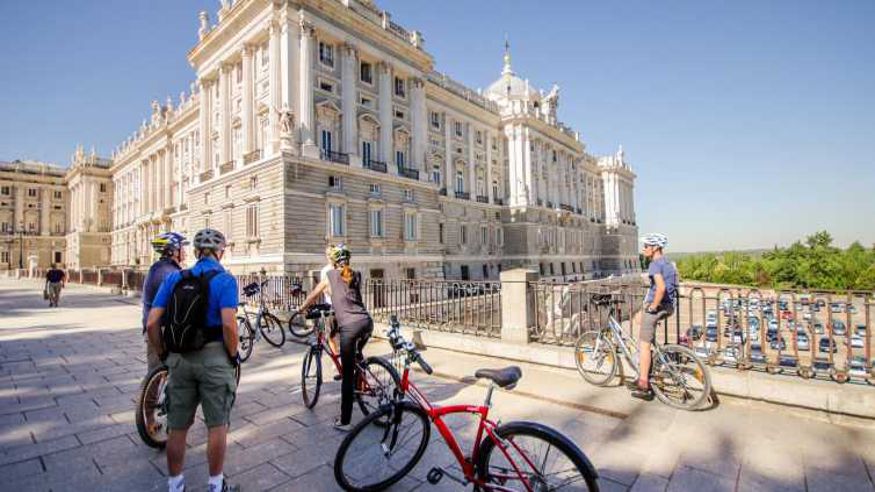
[
  {"x1": 334, "y1": 401, "x2": 431, "y2": 491},
  {"x1": 259, "y1": 312, "x2": 286, "y2": 347},
  {"x1": 135, "y1": 365, "x2": 169, "y2": 449},
  {"x1": 301, "y1": 349, "x2": 322, "y2": 409},
  {"x1": 651, "y1": 344, "x2": 711, "y2": 410},
  {"x1": 355, "y1": 356, "x2": 401, "y2": 417},
  {"x1": 476, "y1": 421, "x2": 600, "y2": 491},
  {"x1": 237, "y1": 316, "x2": 255, "y2": 363},
  {"x1": 574, "y1": 330, "x2": 618, "y2": 386},
  {"x1": 288, "y1": 310, "x2": 315, "y2": 338}
]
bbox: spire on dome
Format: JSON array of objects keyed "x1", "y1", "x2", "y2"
[{"x1": 502, "y1": 35, "x2": 513, "y2": 77}]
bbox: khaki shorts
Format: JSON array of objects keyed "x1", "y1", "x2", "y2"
[
  {"x1": 165, "y1": 342, "x2": 237, "y2": 430},
  {"x1": 640, "y1": 304, "x2": 673, "y2": 344}
]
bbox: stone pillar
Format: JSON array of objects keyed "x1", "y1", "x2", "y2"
[
  {"x1": 522, "y1": 127, "x2": 533, "y2": 206},
  {"x1": 340, "y1": 43, "x2": 359, "y2": 165},
  {"x1": 280, "y1": 16, "x2": 299, "y2": 154},
  {"x1": 242, "y1": 44, "x2": 254, "y2": 156},
  {"x1": 443, "y1": 114, "x2": 452, "y2": 192},
  {"x1": 299, "y1": 21, "x2": 317, "y2": 156},
  {"x1": 13, "y1": 185, "x2": 23, "y2": 229},
  {"x1": 499, "y1": 268, "x2": 537, "y2": 343},
  {"x1": 220, "y1": 63, "x2": 231, "y2": 167},
  {"x1": 467, "y1": 124, "x2": 475, "y2": 198},
  {"x1": 157, "y1": 150, "x2": 165, "y2": 211},
  {"x1": 40, "y1": 188, "x2": 50, "y2": 236},
  {"x1": 486, "y1": 134, "x2": 493, "y2": 203},
  {"x1": 198, "y1": 79, "x2": 211, "y2": 173},
  {"x1": 378, "y1": 62, "x2": 394, "y2": 172},
  {"x1": 269, "y1": 21, "x2": 281, "y2": 154},
  {"x1": 410, "y1": 77, "x2": 427, "y2": 178}
]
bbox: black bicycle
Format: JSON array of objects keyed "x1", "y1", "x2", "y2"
[{"x1": 237, "y1": 280, "x2": 286, "y2": 362}]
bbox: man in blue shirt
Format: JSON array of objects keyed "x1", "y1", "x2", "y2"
[
  {"x1": 142, "y1": 232, "x2": 188, "y2": 374},
  {"x1": 146, "y1": 228, "x2": 239, "y2": 492},
  {"x1": 633, "y1": 233, "x2": 678, "y2": 400}
]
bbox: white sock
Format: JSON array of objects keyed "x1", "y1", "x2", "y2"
[
  {"x1": 168, "y1": 474, "x2": 185, "y2": 492},
  {"x1": 208, "y1": 473, "x2": 224, "y2": 491}
]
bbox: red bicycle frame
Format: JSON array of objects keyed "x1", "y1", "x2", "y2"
[{"x1": 397, "y1": 365, "x2": 540, "y2": 491}]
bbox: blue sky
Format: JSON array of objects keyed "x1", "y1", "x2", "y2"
[{"x1": 1, "y1": 0, "x2": 873, "y2": 252}]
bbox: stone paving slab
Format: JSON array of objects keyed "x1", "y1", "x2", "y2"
[{"x1": 1, "y1": 279, "x2": 875, "y2": 491}]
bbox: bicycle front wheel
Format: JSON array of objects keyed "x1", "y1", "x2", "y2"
[
  {"x1": 574, "y1": 330, "x2": 617, "y2": 386},
  {"x1": 476, "y1": 421, "x2": 600, "y2": 492},
  {"x1": 334, "y1": 401, "x2": 431, "y2": 491},
  {"x1": 651, "y1": 344, "x2": 711, "y2": 411},
  {"x1": 259, "y1": 312, "x2": 286, "y2": 347},
  {"x1": 301, "y1": 349, "x2": 322, "y2": 409},
  {"x1": 135, "y1": 365, "x2": 169, "y2": 449},
  {"x1": 288, "y1": 311, "x2": 315, "y2": 338},
  {"x1": 237, "y1": 316, "x2": 255, "y2": 363},
  {"x1": 355, "y1": 356, "x2": 401, "y2": 417}
]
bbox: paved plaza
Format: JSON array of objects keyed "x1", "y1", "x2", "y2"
[{"x1": 1, "y1": 279, "x2": 875, "y2": 491}]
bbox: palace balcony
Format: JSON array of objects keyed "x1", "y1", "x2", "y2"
[
  {"x1": 321, "y1": 149, "x2": 350, "y2": 165},
  {"x1": 493, "y1": 198, "x2": 504, "y2": 206},
  {"x1": 363, "y1": 159, "x2": 387, "y2": 173},
  {"x1": 398, "y1": 167, "x2": 419, "y2": 180},
  {"x1": 454, "y1": 191, "x2": 470, "y2": 200},
  {"x1": 476, "y1": 195, "x2": 489, "y2": 204}
]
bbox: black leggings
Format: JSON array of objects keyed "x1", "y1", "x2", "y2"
[{"x1": 339, "y1": 318, "x2": 373, "y2": 424}]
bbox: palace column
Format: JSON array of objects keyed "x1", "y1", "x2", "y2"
[
  {"x1": 443, "y1": 114, "x2": 452, "y2": 192},
  {"x1": 299, "y1": 21, "x2": 317, "y2": 157},
  {"x1": 241, "y1": 44, "x2": 254, "y2": 158},
  {"x1": 410, "y1": 77, "x2": 427, "y2": 180},
  {"x1": 485, "y1": 133, "x2": 493, "y2": 203},
  {"x1": 198, "y1": 79, "x2": 211, "y2": 174},
  {"x1": 340, "y1": 43, "x2": 359, "y2": 166},
  {"x1": 40, "y1": 187, "x2": 50, "y2": 236},
  {"x1": 269, "y1": 21, "x2": 281, "y2": 154},
  {"x1": 378, "y1": 62, "x2": 394, "y2": 174},
  {"x1": 467, "y1": 124, "x2": 475, "y2": 198},
  {"x1": 220, "y1": 63, "x2": 231, "y2": 167}
]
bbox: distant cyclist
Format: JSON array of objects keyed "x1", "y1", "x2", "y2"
[
  {"x1": 142, "y1": 232, "x2": 188, "y2": 374},
  {"x1": 295, "y1": 244, "x2": 373, "y2": 431},
  {"x1": 632, "y1": 233, "x2": 678, "y2": 400},
  {"x1": 44, "y1": 264, "x2": 66, "y2": 307}
]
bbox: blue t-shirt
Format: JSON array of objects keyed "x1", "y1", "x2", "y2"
[
  {"x1": 645, "y1": 257, "x2": 678, "y2": 309},
  {"x1": 152, "y1": 256, "x2": 238, "y2": 337},
  {"x1": 142, "y1": 258, "x2": 181, "y2": 332}
]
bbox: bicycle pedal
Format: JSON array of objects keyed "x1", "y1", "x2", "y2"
[{"x1": 426, "y1": 467, "x2": 443, "y2": 484}]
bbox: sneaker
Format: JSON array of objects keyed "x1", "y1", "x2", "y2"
[
  {"x1": 334, "y1": 418, "x2": 352, "y2": 432},
  {"x1": 631, "y1": 388, "x2": 654, "y2": 401},
  {"x1": 333, "y1": 374, "x2": 342, "y2": 382},
  {"x1": 209, "y1": 480, "x2": 240, "y2": 492}
]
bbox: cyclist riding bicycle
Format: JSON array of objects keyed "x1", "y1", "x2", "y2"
[
  {"x1": 296, "y1": 243, "x2": 373, "y2": 431},
  {"x1": 143, "y1": 232, "x2": 188, "y2": 374},
  {"x1": 633, "y1": 232, "x2": 679, "y2": 401},
  {"x1": 146, "y1": 228, "x2": 240, "y2": 492}
]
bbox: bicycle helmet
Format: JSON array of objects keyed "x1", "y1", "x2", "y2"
[
  {"x1": 151, "y1": 232, "x2": 189, "y2": 255},
  {"x1": 327, "y1": 243, "x2": 351, "y2": 265},
  {"x1": 192, "y1": 228, "x2": 227, "y2": 252},
  {"x1": 641, "y1": 232, "x2": 668, "y2": 249}
]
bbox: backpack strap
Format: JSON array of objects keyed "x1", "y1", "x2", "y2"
[{"x1": 181, "y1": 269, "x2": 194, "y2": 280}]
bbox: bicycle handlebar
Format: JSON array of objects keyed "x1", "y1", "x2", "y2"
[{"x1": 384, "y1": 314, "x2": 433, "y2": 374}]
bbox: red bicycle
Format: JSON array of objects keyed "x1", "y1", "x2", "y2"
[
  {"x1": 292, "y1": 305, "x2": 400, "y2": 416},
  {"x1": 333, "y1": 315, "x2": 599, "y2": 491}
]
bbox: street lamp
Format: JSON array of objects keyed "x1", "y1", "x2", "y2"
[{"x1": 17, "y1": 221, "x2": 24, "y2": 270}]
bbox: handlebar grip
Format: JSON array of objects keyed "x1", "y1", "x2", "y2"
[{"x1": 414, "y1": 353, "x2": 433, "y2": 375}]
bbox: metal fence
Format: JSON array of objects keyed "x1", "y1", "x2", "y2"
[
  {"x1": 236, "y1": 273, "x2": 308, "y2": 315},
  {"x1": 364, "y1": 279, "x2": 502, "y2": 338},
  {"x1": 531, "y1": 280, "x2": 875, "y2": 384}
]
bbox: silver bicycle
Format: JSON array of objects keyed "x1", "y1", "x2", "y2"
[{"x1": 574, "y1": 293, "x2": 712, "y2": 410}]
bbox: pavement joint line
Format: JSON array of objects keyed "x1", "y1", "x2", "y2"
[{"x1": 425, "y1": 368, "x2": 630, "y2": 420}]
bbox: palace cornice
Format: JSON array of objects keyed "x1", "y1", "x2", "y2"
[
  {"x1": 188, "y1": 0, "x2": 271, "y2": 69},
  {"x1": 425, "y1": 84, "x2": 500, "y2": 127},
  {"x1": 504, "y1": 115, "x2": 584, "y2": 154}
]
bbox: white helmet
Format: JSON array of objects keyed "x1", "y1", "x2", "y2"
[
  {"x1": 193, "y1": 228, "x2": 226, "y2": 252},
  {"x1": 641, "y1": 232, "x2": 668, "y2": 249}
]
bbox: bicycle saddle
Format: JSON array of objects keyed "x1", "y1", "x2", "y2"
[
  {"x1": 305, "y1": 303, "x2": 333, "y2": 319},
  {"x1": 474, "y1": 366, "x2": 522, "y2": 389}
]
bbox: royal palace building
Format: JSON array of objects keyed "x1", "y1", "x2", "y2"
[{"x1": 7, "y1": 0, "x2": 640, "y2": 281}]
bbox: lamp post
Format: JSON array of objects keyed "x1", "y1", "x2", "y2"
[
  {"x1": 17, "y1": 222, "x2": 24, "y2": 270},
  {"x1": 3, "y1": 239, "x2": 12, "y2": 271}
]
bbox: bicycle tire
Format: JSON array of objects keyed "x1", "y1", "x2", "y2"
[
  {"x1": 355, "y1": 356, "x2": 401, "y2": 417},
  {"x1": 288, "y1": 310, "x2": 315, "y2": 338},
  {"x1": 476, "y1": 420, "x2": 600, "y2": 492},
  {"x1": 259, "y1": 312, "x2": 286, "y2": 348},
  {"x1": 301, "y1": 348, "x2": 322, "y2": 409},
  {"x1": 334, "y1": 401, "x2": 431, "y2": 491},
  {"x1": 574, "y1": 330, "x2": 618, "y2": 386},
  {"x1": 237, "y1": 316, "x2": 255, "y2": 363},
  {"x1": 651, "y1": 344, "x2": 711, "y2": 411},
  {"x1": 135, "y1": 365, "x2": 169, "y2": 449}
]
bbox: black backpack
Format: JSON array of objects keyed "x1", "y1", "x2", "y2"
[{"x1": 162, "y1": 269, "x2": 220, "y2": 353}]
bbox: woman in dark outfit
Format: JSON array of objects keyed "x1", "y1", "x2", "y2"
[{"x1": 296, "y1": 244, "x2": 373, "y2": 430}]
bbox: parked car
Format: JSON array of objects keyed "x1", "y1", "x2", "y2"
[
  {"x1": 766, "y1": 328, "x2": 779, "y2": 342},
  {"x1": 770, "y1": 337, "x2": 787, "y2": 351},
  {"x1": 813, "y1": 357, "x2": 831, "y2": 371},
  {"x1": 831, "y1": 320, "x2": 847, "y2": 336},
  {"x1": 848, "y1": 305, "x2": 858, "y2": 314},
  {"x1": 814, "y1": 322, "x2": 825, "y2": 335},
  {"x1": 855, "y1": 324, "x2": 867, "y2": 336},
  {"x1": 681, "y1": 325, "x2": 704, "y2": 346},
  {"x1": 779, "y1": 356, "x2": 798, "y2": 368},
  {"x1": 796, "y1": 333, "x2": 810, "y2": 351},
  {"x1": 750, "y1": 344, "x2": 766, "y2": 364},
  {"x1": 748, "y1": 317, "x2": 760, "y2": 330},
  {"x1": 768, "y1": 319, "x2": 779, "y2": 331},
  {"x1": 850, "y1": 335, "x2": 864, "y2": 349},
  {"x1": 830, "y1": 303, "x2": 844, "y2": 313},
  {"x1": 731, "y1": 329, "x2": 746, "y2": 345},
  {"x1": 706, "y1": 326, "x2": 719, "y2": 342},
  {"x1": 849, "y1": 357, "x2": 868, "y2": 378},
  {"x1": 818, "y1": 337, "x2": 838, "y2": 353}
]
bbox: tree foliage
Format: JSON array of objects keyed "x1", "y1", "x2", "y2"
[{"x1": 675, "y1": 232, "x2": 875, "y2": 291}]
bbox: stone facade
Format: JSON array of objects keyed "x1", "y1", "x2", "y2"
[{"x1": 11, "y1": 0, "x2": 641, "y2": 280}]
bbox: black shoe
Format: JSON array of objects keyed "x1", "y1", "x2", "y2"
[
  {"x1": 631, "y1": 388, "x2": 654, "y2": 401},
  {"x1": 333, "y1": 374, "x2": 342, "y2": 381}
]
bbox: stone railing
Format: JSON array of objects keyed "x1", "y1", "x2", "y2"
[
  {"x1": 426, "y1": 71, "x2": 499, "y2": 112},
  {"x1": 244, "y1": 149, "x2": 262, "y2": 165}
]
